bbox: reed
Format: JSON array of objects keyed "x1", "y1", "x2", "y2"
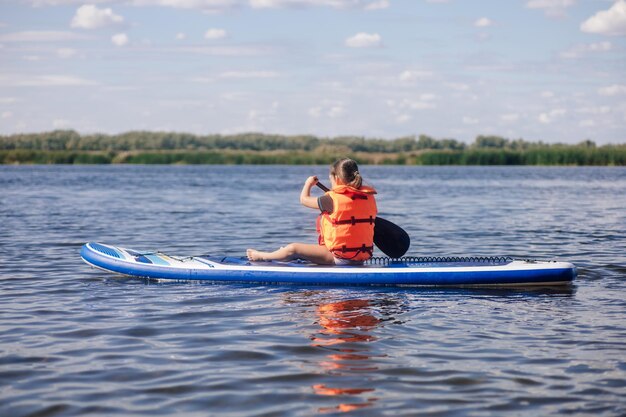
[{"x1": 1, "y1": 131, "x2": 624, "y2": 165}]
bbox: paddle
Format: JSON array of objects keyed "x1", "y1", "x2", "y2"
[{"x1": 316, "y1": 182, "x2": 410, "y2": 258}]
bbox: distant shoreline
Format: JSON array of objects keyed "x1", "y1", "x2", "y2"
[
  {"x1": 1, "y1": 130, "x2": 625, "y2": 166},
  {"x1": 2, "y1": 149, "x2": 625, "y2": 166}
]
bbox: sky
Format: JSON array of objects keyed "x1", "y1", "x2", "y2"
[{"x1": 0, "y1": 0, "x2": 625, "y2": 144}]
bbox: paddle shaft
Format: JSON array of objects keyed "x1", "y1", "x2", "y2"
[{"x1": 316, "y1": 182, "x2": 331, "y2": 193}]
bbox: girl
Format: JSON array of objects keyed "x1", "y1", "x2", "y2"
[{"x1": 247, "y1": 158, "x2": 377, "y2": 265}]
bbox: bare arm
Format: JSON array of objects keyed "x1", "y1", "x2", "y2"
[{"x1": 300, "y1": 176, "x2": 320, "y2": 209}]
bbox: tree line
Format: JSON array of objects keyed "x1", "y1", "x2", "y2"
[
  {"x1": 0, "y1": 130, "x2": 624, "y2": 165},
  {"x1": 0, "y1": 130, "x2": 467, "y2": 153}
]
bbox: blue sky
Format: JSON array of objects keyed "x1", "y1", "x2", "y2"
[{"x1": 0, "y1": 0, "x2": 625, "y2": 143}]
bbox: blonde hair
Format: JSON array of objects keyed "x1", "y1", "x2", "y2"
[{"x1": 330, "y1": 158, "x2": 362, "y2": 188}]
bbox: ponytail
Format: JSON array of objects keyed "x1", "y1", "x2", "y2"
[
  {"x1": 349, "y1": 171, "x2": 363, "y2": 189},
  {"x1": 331, "y1": 158, "x2": 363, "y2": 189}
]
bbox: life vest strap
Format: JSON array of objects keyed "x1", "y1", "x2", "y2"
[
  {"x1": 332, "y1": 216, "x2": 375, "y2": 226},
  {"x1": 351, "y1": 194, "x2": 368, "y2": 200},
  {"x1": 332, "y1": 244, "x2": 374, "y2": 254}
]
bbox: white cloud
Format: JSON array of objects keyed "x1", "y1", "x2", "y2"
[
  {"x1": 405, "y1": 100, "x2": 426, "y2": 109},
  {"x1": 419, "y1": 93, "x2": 436, "y2": 101},
  {"x1": 250, "y1": 0, "x2": 375, "y2": 9},
  {"x1": 500, "y1": 113, "x2": 519, "y2": 122},
  {"x1": 462, "y1": 116, "x2": 478, "y2": 125},
  {"x1": 583, "y1": 41, "x2": 612, "y2": 52},
  {"x1": 26, "y1": 0, "x2": 238, "y2": 10},
  {"x1": 0, "y1": 74, "x2": 97, "y2": 87},
  {"x1": 541, "y1": 91, "x2": 554, "y2": 98},
  {"x1": 57, "y1": 48, "x2": 77, "y2": 58},
  {"x1": 0, "y1": 97, "x2": 19, "y2": 104},
  {"x1": 598, "y1": 84, "x2": 626, "y2": 96},
  {"x1": 26, "y1": 0, "x2": 111, "y2": 4},
  {"x1": 130, "y1": 0, "x2": 238, "y2": 10},
  {"x1": 328, "y1": 105, "x2": 344, "y2": 118},
  {"x1": 579, "y1": 119, "x2": 595, "y2": 127},
  {"x1": 526, "y1": 0, "x2": 574, "y2": 8},
  {"x1": 446, "y1": 82, "x2": 470, "y2": 91},
  {"x1": 396, "y1": 114, "x2": 411, "y2": 123},
  {"x1": 219, "y1": 71, "x2": 279, "y2": 78},
  {"x1": 365, "y1": 0, "x2": 389, "y2": 10},
  {"x1": 308, "y1": 107, "x2": 322, "y2": 118},
  {"x1": 0, "y1": 31, "x2": 86, "y2": 42},
  {"x1": 220, "y1": 92, "x2": 250, "y2": 101},
  {"x1": 538, "y1": 108, "x2": 566, "y2": 124},
  {"x1": 526, "y1": 0, "x2": 574, "y2": 16},
  {"x1": 560, "y1": 41, "x2": 612, "y2": 59},
  {"x1": 176, "y1": 32, "x2": 186, "y2": 40},
  {"x1": 345, "y1": 32, "x2": 381, "y2": 48},
  {"x1": 71, "y1": 5, "x2": 124, "y2": 30},
  {"x1": 581, "y1": 0, "x2": 626, "y2": 36},
  {"x1": 388, "y1": 96, "x2": 437, "y2": 111},
  {"x1": 180, "y1": 45, "x2": 272, "y2": 56},
  {"x1": 247, "y1": 109, "x2": 259, "y2": 120},
  {"x1": 250, "y1": 0, "x2": 290, "y2": 7},
  {"x1": 474, "y1": 17, "x2": 493, "y2": 27},
  {"x1": 577, "y1": 106, "x2": 611, "y2": 114},
  {"x1": 157, "y1": 98, "x2": 208, "y2": 107},
  {"x1": 1, "y1": 111, "x2": 13, "y2": 119},
  {"x1": 205, "y1": 28, "x2": 227, "y2": 39},
  {"x1": 399, "y1": 70, "x2": 433, "y2": 82},
  {"x1": 27, "y1": 0, "x2": 383, "y2": 12},
  {"x1": 53, "y1": 119, "x2": 70, "y2": 128},
  {"x1": 190, "y1": 76, "x2": 216, "y2": 83},
  {"x1": 111, "y1": 33, "x2": 129, "y2": 46},
  {"x1": 309, "y1": 101, "x2": 345, "y2": 118}
]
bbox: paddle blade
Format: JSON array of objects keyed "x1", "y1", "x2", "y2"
[{"x1": 374, "y1": 217, "x2": 410, "y2": 258}]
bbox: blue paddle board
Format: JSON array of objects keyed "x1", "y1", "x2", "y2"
[{"x1": 80, "y1": 242, "x2": 576, "y2": 287}]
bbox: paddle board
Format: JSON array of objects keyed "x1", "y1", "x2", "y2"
[{"x1": 80, "y1": 242, "x2": 576, "y2": 287}]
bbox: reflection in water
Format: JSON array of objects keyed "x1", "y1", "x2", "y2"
[
  {"x1": 312, "y1": 298, "x2": 381, "y2": 413},
  {"x1": 280, "y1": 293, "x2": 407, "y2": 414},
  {"x1": 314, "y1": 299, "x2": 380, "y2": 346}
]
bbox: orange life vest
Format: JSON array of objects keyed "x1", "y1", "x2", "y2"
[{"x1": 317, "y1": 185, "x2": 377, "y2": 261}]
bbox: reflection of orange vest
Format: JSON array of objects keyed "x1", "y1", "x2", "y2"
[{"x1": 317, "y1": 185, "x2": 377, "y2": 261}]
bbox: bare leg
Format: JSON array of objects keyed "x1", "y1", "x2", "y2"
[{"x1": 247, "y1": 243, "x2": 334, "y2": 265}]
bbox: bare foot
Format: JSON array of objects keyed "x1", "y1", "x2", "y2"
[{"x1": 247, "y1": 249, "x2": 265, "y2": 261}]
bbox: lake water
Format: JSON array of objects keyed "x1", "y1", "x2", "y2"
[{"x1": 1, "y1": 165, "x2": 625, "y2": 416}]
